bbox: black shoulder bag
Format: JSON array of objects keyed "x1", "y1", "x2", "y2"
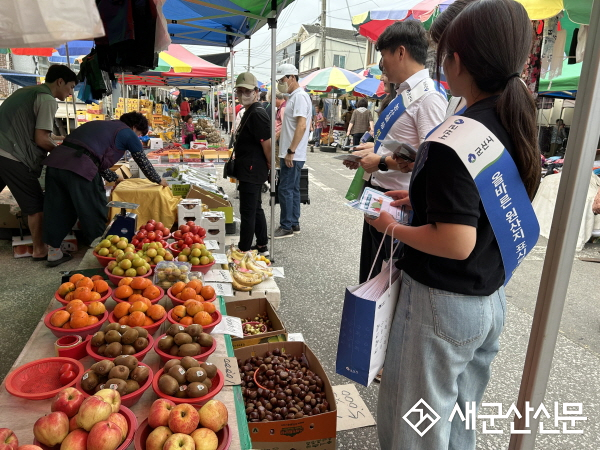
[{"x1": 223, "y1": 105, "x2": 255, "y2": 179}]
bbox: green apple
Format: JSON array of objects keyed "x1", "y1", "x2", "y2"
[
  {"x1": 132, "y1": 257, "x2": 145, "y2": 268},
  {"x1": 164, "y1": 253, "x2": 174, "y2": 261},
  {"x1": 112, "y1": 267, "x2": 125, "y2": 276},
  {"x1": 124, "y1": 252, "x2": 136, "y2": 260},
  {"x1": 178, "y1": 254, "x2": 188, "y2": 262},
  {"x1": 116, "y1": 240, "x2": 127, "y2": 249},
  {"x1": 199, "y1": 256, "x2": 210, "y2": 265},
  {"x1": 107, "y1": 261, "x2": 118, "y2": 271},
  {"x1": 136, "y1": 266, "x2": 148, "y2": 276},
  {"x1": 157, "y1": 248, "x2": 166, "y2": 257},
  {"x1": 208, "y1": 255, "x2": 214, "y2": 263},
  {"x1": 110, "y1": 236, "x2": 120, "y2": 245},
  {"x1": 98, "y1": 247, "x2": 110, "y2": 256},
  {"x1": 146, "y1": 248, "x2": 157, "y2": 258},
  {"x1": 153, "y1": 255, "x2": 164, "y2": 264},
  {"x1": 125, "y1": 268, "x2": 137, "y2": 277},
  {"x1": 190, "y1": 257, "x2": 200, "y2": 265},
  {"x1": 182, "y1": 248, "x2": 191, "y2": 256},
  {"x1": 119, "y1": 259, "x2": 132, "y2": 270},
  {"x1": 109, "y1": 245, "x2": 117, "y2": 253},
  {"x1": 191, "y1": 248, "x2": 201, "y2": 257},
  {"x1": 200, "y1": 249, "x2": 209, "y2": 257}
]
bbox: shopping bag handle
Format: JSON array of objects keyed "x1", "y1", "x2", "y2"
[{"x1": 366, "y1": 222, "x2": 401, "y2": 284}]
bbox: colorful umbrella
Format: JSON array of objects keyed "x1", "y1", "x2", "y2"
[
  {"x1": 300, "y1": 67, "x2": 364, "y2": 92},
  {"x1": 348, "y1": 77, "x2": 386, "y2": 98}
]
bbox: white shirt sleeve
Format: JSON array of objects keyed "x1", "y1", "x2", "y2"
[{"x1": 414, "y1": 93, "x2": 448, "y2": 144}]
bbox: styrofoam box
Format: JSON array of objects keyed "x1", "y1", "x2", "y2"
[
  {"x1": 223, "y1": 276, "x2": 281, "y2": 310},
  {"x1": 178, "y1": 199, "x2": 203, "y2": 225},
  {"x1": 200, "y1": 211, "x2": 225, "y2": 252},
  {"x1": 149, "y1": 138, "x2": 163, "y2": 149}
]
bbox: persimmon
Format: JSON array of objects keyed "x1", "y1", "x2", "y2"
[
  {"x1": 87, "y1": 315, "x2": 99, "y2": 326},
  {"x1": 57, "y1": 282, "x2": 75, "y2": 298},
  {"x1": 66, "y1": 300, "x2": 88, "y2": 314},
  {"x1": 91, "y1": 275, "x2": 104, "y2": 281},
  {"x1": 193, "y1": 311, "x2": 213, "y2": 326},
  {"x1": 128, "y1": 311, "x2": 146, "y2": 327},
  {"x1": 179, "y1": 316, "x2": 193, "y2": 326},
  {"x1": 118, "y1": 316, "x2": 130, "y2": 325},
  {"x1": 176, "y1": 293, "x2": 182, "y2": 299},
  {"x1": 200, "y1": 286, "x2": 215, "y2": 300},
  {"x1": 87, "y1": 301, "x2": 106, "y2": 316},
  {"x1": 143, "y1": 285, "x2": 161, "y2": 300},
  {"x1": 93, "y1": 280, "x2": 109, "y2": 294},
  {"x1": 113, "y1": 302, "x2": 131, "y2": 319},
  {"x1": 130, "y1": 277, "x2": 148, "y2": 290},
  {"x1": 184, "y1": 300, "x2": 204, "y2": 316},
  {"x1": 73, "y1": 287, "x2": 92, "y2": 302},
  {"x1": 147, "y1": 304, "x2": 166, "y2": 321},
  {"x1": 114, "y1": 285, "x2": 133, "y2": 300},
  {"x1": 50, "y1": 310, "x2": 70, "y2": 327},
  {"x1": 62, "y1": 322, "x2": 72, "y2": 329},
  {"x1": 70, "y1": 310, "x2": 89, "y2": 329},
  {"x1": 128, "y1": 294, "x2": 144, "y2": 303},
  {"x1": 69, "y1": 273, "x2": 85, "y2": 284},
  {"x1": 202, "y1": 302, "x2": 216, "y2": 314},
  {"x1": 76, "y1": 277, "x2": 94, "y2": 290},
  {"x1": 64, "y1": 292, "x2": 76, "y2": 302},
  {"x1": 186, "y1": 280, "x2": 202, "y2": 294},
  {"x1": 130, "y1": 301, "x2": 148, "y2": 314},
  {"x1": 132, "y1": 289, "x2": 143, "y2": 296},
  {"x1": 171, "y1": 281, "x2": 186, "y2": 296},
  {"x1": 180, "y1": 288, "x2": 197, "y2": 301},
  {"x1": 89, "y1": 291, "x2": 102, "y2": 301},
  {"x1": 172, "y1": 305, "x2": 187, "y2": 322},
  {"x1": 195, "y1": 294, "x2": 205, "y2": 302},
  {"x1": 143, "y1": 316, "x2": 155, "y2": 326},
  {"x1": 118, "y1": 277, "x2": 134, "y2": 286}
]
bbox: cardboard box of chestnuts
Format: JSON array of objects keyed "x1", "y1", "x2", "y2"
[
  {"x1": 226, "y1": 298, "x2": 287, "y2": 349},
  {"x1": 235, "y1": 342, "x2": 337, "y2": 450}
]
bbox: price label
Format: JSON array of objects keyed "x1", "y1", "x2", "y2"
[
  {"x1": 212, "y1": 253, "x2": 228, "y2": 264},
  {"x1": 204, "y1": 270, "x2": 232, "y2": 282},
  {"x1": 206, "y1": 282, "x2": 233, "y2": 297},
  {"x1": 270, "y1": 267, "x2": 285, "y2": 278},
  {"x1": 332, "y1": 384, "x2": 376, "y2": 431},
  {"x1": 208, "y1": 356, "x2": 241, "y2": 386},
  {"x1": 204, "y1": 240, "x2": 219, "y2": 250},
  {"x1": 287, "y1": 333, "x2": 304, "y2": 342},
  {"x1": 211, "y1": 315, "x2": 243, "y2": 337}
]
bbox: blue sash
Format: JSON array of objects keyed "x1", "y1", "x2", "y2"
[{"x1": 414, "y1": 116, "x2": 539, "y2": 284}]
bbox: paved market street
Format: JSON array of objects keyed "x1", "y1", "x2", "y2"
[{"x1": 1, "y1": 149, "x2": 599, "y2": 448}]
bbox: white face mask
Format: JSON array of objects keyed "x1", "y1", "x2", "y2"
[
  {"x1": 240, "y1": 91, "x2": 256, "y2": 107},
  {"x1": 277, "y1": 80, "x2": 289, "y2": 94}
]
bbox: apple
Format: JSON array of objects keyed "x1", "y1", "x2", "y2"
[
  {"x1": 155, "y1": 222, "x2": 164, "y2": 230},
  {"x1": 52, "y1": 388, "x2": 84, "y2": 418},
  {"x1": 60, "y1": 370, "x2": 77, "y2": 386},
  {"x1": 87, "y1": 421, "x2": 122, "y2": 450},
  {"x1": 69, "y1": 415, "x2": 80, "y2": 432},
  {"x1": 162, "y1": 434, "x2": 194, "y2": 450},
  {"x1": 155, "y1": 230, "x2": 163, "y2": 238},
  {"x1": 190, "y1": 428, "x2": 218, "y2": 450},
  {"x1": 145, "y1": 223, "x2": 155, "y2": 232},
  {"x1": 168, "y1": 404, "x2": 199, "y2": 434},
  {"x1": 148, "y1": 219, "x2": 156, "y2": 225},
  {"x1": 148, "y1": 399, "x2": 176, "y2": 429},
  {"x1": 94, "y1": 389, "x2": 121, "y2": 413},
  {"x1": 198, "y1": 400, "x2": 228, "y2": 432},
  {"x1": 179, "y1": 225, "x2": 190, "y2": 233},
  {"x1": 59, "y1": 429, "x2": 88, "y2": 450},
  {"x1": 33, "y1": 411, "x2": 69, "y2": 446},
  {"x1": 147, "y1": 231, "x2": 156, "y2": 241},
  {"x1": 186, "y1": 221, "x2": 195, "y2": 227},
  {"x1": 77, "y1": 396, "x2": 112, "y2": 431},
  {"x1": 173, "y1": 231, "x2": 182, "y2": 240},
  {"x1": 17, "y1": 446, "x2": 43, "y2": 450},
  {"x1": 107, "y1": 413, "x2": 128, "y2": 443},
  {"x1": 0, "y1": 429, "x2": 18, "y2": 450},
  {"x1": 189, "y1": 226, "x2": 199, "y2": 235},
  {"x1": 145, "y1": 427, "x2": 172, "y2": 450}
]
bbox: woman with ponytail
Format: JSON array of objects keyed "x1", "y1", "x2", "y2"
[{"x1": 367, "y1": 0, "x2": 541, "y2": 448}]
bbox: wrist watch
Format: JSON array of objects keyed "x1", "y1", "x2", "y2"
[
  {"x1": 287, "y1": 148, "x2": 295, "y2": 155},
  {"x1": 378, "y1": 155, "x2": 389, "y2": 171}
]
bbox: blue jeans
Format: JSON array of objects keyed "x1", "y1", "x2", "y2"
[
  {"x1": 278, "y1": 159, "x2": 304, "y2": 230},
  {"x1": 377, "y1": 273, "x2": 506, "y2": 450}
]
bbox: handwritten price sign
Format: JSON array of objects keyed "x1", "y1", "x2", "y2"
[
  {"x1": 209, "y1": 356, "x2": 241, "y2": 386},
  {"x1": 211, "y1": 315, "x2": 243, "y2": 337},
  {"x1": 332, "y1": 384, "x2": 376, "y2": 431},
  {"x1": 206, "y1": 282, "x2": 233, "y2": 297}
]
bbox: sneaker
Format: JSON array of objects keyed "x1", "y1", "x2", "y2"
[
  {"x1": 274, "y1": 227, "x2": 294, "y2": 239},
  {"x1": 251, "y1": 245, "x2": 270, "y2": 257},
  {"x1": 292, "y1": 225, "x2": 301, "y2": 234}
]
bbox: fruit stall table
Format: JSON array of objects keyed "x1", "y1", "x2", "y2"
[{"x1": 0, "y1": 253, "x2": 252, "y2": 450}]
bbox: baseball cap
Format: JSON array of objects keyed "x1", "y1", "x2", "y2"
[
  {"x1": 235, "y1": 72, "x2": 258, "y2": 90},
  {"x1": 276, "y1": 64, "x2": 299, "y2": 78}
]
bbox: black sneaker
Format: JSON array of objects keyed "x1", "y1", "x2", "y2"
[
  {"x1": 292, "y1": 225, "x2": 301, "y2": 234},
  {"x1": 274, "y1": 227, "x2": 294, "y2": 239},
  {"x1": 251, "y1": 245, "x2": 270, "y2": 257}
]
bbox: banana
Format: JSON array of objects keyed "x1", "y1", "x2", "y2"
[
  {"x1": 232, "y1": 270, "x2": 263, "y2": 287},
  {"x1": 244, "y1": 254, "x2": 273, "y2": 277},
  {"x1": 231, "y1": 278, "x2": 252, "y2": 291}
]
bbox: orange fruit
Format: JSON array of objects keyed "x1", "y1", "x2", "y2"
[
  {"x1": 195, "y1": 294, "x2": 205, "y2": 302},
  {"x1": 176, "y1": 293, "x2": 182, "y2": 299},
  {"x1": 118, "y1": 316, "x2": 130, "y2": 325},
  {"x1": 73, "y1": 287, "x2": 92, "y2": 302},
  {"x1": 179, "y1": 316, "x2": 193, "y2": 326},
  {"x1": 130, "y1": 301, "x2": 149, "y2": 314},
  {"x1": 93, "y1": 280, "x2": 109, "y2": 294},
  {"x1": 91, "y1": 275, "x2": 104, "y2": 281},
  {"x1": 200, "y1": 286, "x2": 215, "y2": 300},
  {"x1": 193, "y1": 311, "x2": 213, "y2": 326},
  {"x1": 171, "y1": 282, "x2": 186, "y2": 296},
  {"x1": 87, "y1": 301, "x2": 106, "y2": 316},
  {"x1": 70, "y1": 310, "x2": 89, "y2": 329},
  {"x1": 147, "y1": 304, "x2": 166, "y2": 321},
  {"x1": 128, "y1": 311, "x2": 146, "y2": 327},
  {"x1": 186, "y1": 280, "x2": 202, "y2": 294},
  {"x1": 64, "y1": 292, "x2": 76, "y2": 302},
  {"x1": 113, "y1": 302, "x2": 131, "y2": 319},
  {"x1": 90, "y1": 291, "x2": 102, "y2": 301},
  {"x1": 172, "y1": 305, "x2": 187, "y2": 322},
  {"x1": 76, "y1": 277, "x2": 94, "y2": 290},
  {"x1": 184, "y1": 300, "x2": 204, "y2": 316},
  {"x1": 143, "y1": 316, "x2": 155, "y2": 326},
  {"x1": 180, "y1": 288, "x2": 197, "y2": 301},
  {"x1": 128, "y1": 294, "x2": 143, "y2": 303},
  {"x1": 57, "y1": 282, "x2": 75, "y2": 298},
  {"x1": 118, "y1": 277, "x2": 134, "y2": 287},
  {"x1": 132, "y1": 289, "x2": 143, "y2": 296},
  {"x1": 66, "y1": 300, "x2": 88, "y2": 314},
  {"x1": 62, "y1": 322, "x2": 72, "y2": 329},
  {"x1": 114, "y1": 285, "x2": 133, "y2": 300},
  {"x1": 50, "y1": 310, "x2": 70, "y2": 327},
  {"x1": 69, "y1": 273, "x2": 85, "y2": 284},
  {"x1": 130, "y1": 278, "x2": 147, "y2": 290},
  {"x1": 87, "y1": 315, "x2": 99, "y2": 326},
  {"x1": 202, "y1": 302, "x2": 216, "y2": 314},
  {"x1": 143, "y1": 285, "x2": 161, "y2": 300}
]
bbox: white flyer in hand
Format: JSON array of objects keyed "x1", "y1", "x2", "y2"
[
  {"x1": 379, "y1": 139, "x2": 418, "y2": 162},
  {"x1": 348, "y1": 187, "x2": 409, "y2": 223},
  {"x1": 333, "y1": 154, "x2": 363, "y2": 162}
]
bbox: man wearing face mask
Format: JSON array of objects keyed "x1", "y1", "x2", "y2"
[
  {"x1": 232, "y1": 72, "x2": 272, "y2": 255},
  {"x1": 274, "y1": 64, "x2": 312, "y2": 239}
]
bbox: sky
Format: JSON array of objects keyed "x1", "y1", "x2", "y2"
[{"x1": 182, "y1": 0, "x2": 381, "y2": 83}]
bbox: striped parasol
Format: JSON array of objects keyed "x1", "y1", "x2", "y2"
[{"x1": 299, "y1": 67, "x2": 364, "y2": 92}]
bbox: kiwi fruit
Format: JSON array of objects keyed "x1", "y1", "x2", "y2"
[
  {"x1": 157, "y1": 335, "x2": 174, "y2": 352},
  {"x1": 133, "y1": 337, "x2": 149, "y2": 353},
  {"x1": 118, "y1": 325, "x2": 131, "y2": 334},
  {"x1": 104, "y1": 323, "x2": 121, "y2": 332},
  {"x1": 201, "y1": 362, "x2": 218, "y2": 379},
  {"x1": 175, "y1": 385, "x2": 189, "y2": 398},
  {"x1": 106, "y1": 378, "x2": 127, "y2": 396},
  {"x1": 203, "y1": 378, "x2": 212, "y2": 390},
  {"x1": 180, "y1": 356, "x2": 200, "y2": 371},
  {"x1": 97, "y1": 344, "x2": 107, "y2": 356},
  {"x1": 114, "y1": 355, "x2": 138, "y2": 372},
  {"x1": 198, "y1": 333, "x2": 214, "y2": 348},
  {"x1": 105, "y1": 330, "x2": 122, "y2": 344},
  {"x1": 163, "y1": 359, "x2": 180, "y2": 372},
  {"x1": 167, "y1": 323, "x2": 185, "y2": 337},
  {"x1": 191, "y1": 343, "x2": 202, "y2": 354},
  {"x1": 186, "y1": 367, "x2": 206, "y2": 383},
  {"x1": 169, "y1": 345, "x2": 180, "y2": 356},
  {"x1": 133, "y1": 326, "x2": 148, "y2": 339},
  {"x1": 80, "y1": 370, "x2": 99, "y2": 392},
  {"x1": 120, "y1": 328, "x2": 139, "y2": 345},
  {"x1": 121, "y1": 345, "x2": 136, "y2": 355},
  {"x1": 124, "y1": 379, "x2": 140, "y2": 394},
  {"x1": 91, "y1": 331, "x2": 105, "y2": 347},
  {"x1": 104, "y1": 342, "x2": 123, "y2": 358},
  {"x1": 108, "y1": 365, "x2": 130, "y2": 380},
  {"x1": 187, "y1": 382, "x2": 208, "y2": 398},
  {"x1": 94, "y1": 383, "x2": 106, "y2": 393},
  {"x1": 91, "y1": 360, "x2": 114, "y2": 376},
  {"x1": 173, "y1": 333, "x2": 193, "y2": 346},
  {"x1": 131, "y1": 365, "x2": 150, "y2": 384},
  {"x1": 178, "y1": 344, "x2": 198, "y2": 357},
  {"x1": 158, "y1": 374, "x2": 179, "y2": 396},
  {"x1": 185, "y1": 324, "x2": 203, "y2": 337},
  {"x1": 168, "y1": 365, "x2": 187, "y2": 385}
]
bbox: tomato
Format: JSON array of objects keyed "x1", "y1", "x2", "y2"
[
  {"x1": 173, "y1": 231, "x2": 182, "y2": 240},
  {"x1": 59, "y1": 370, "x2": 77, "y2": 386},
  {"x1": 155, "y1": 230, "x2": 163, "y2": 238},
  {"x1": 192, "y1": 235, "x2": 201, "y2": 243},
  {"x1": 148, "y1": 219, "x2": 156, "y2": 225},
  {"x1": 155, "y1": 222, "x2": 164, "y2": 230},
  {"x1": 190, "y1": 225, "x2": 199, "y2": 235},
  {"x1": 184, "y1": 236, "x2": 193, "y2": 245},
  {"x1": 147, "y1": 231, "x2": 156, "y2": 241},
  {"x1": 186, "y1": 221, "x2": 195, "y2": 227},
  {"x1": 145, "y1": 223, "x2": 155, "y2": 232},
  {"x1": 142, "y1": 238, "x2": 150, "y2": 244},
  {"x1": 138, "y1": 229, "x2": 148, "y2": 237},
  {"x1": 132, "y1": 238, "x2": 139, "y2": 246},
  {"x1": 178, "y1": 240, "x2": 185, "y2": 248},
  {"x1": 198, "y1": 228, "x2": 206, "y2": 238},
  {"x1": 59, "y1": 363, "x2": 76, "y2": 375},
  {"x1": 180, "y1": 225, "x2": 190, "y2": 233}
]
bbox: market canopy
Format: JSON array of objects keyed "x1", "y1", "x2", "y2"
[{"x1": 539, "y1": 60, "x2": 582, "y2": 98}]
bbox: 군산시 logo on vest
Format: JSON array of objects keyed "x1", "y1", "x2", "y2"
[
  {"x1": 468, "y1": 154, "x2": 477, "y2": 163},
  {"x1": 454, "y1": 119, "x2": 464, "y2": 124}
]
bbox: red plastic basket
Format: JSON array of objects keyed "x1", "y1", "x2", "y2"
[
  {"x1": 166, "y1": 309, "x2": 221, "y2": 334},
  {"x1": 86, "y1": 334, "x2": 155, "y2": 362},
  {"x1": 134, "y1": 419, "x2": 231, "y2": 450},
  {"x1": 75, "y1": 363, "x2": 153, "y2": 408},
  {"x1": 107, "y1": 310, "x2": 168, "y2": 336},
  {"x1": 151, "y1": 367, "x2": 224, "y2": 405},
  {"x1": 191, "y1": 261, "x2": 215, "y2": 274},
  {"x1": 45, "y1": 307, "x2": 108, "y2": 338},
  {"x1": 54, "y1": 286, "x2": 112, "y2": 306},
  {"x1": 167, "y1": 242, "x2": 181, "y2": 256},
  {"x1": 5, "y1": 357, "x2": 84, "y2": 400},
  {"x1": 167, "y1": 287, "x2": 216, "y2": 307},
  {"x1": 112, "y1": 286, "x2": 164, "y2": 305},
  {"x1": 93, "y1": 251, "x2": 116, "y2": 267},
  {"x1": 153, "y1": 333, "x2": 217, "y2": 364},
  {"x1": 104, "y1": 266, "x2": 153, "y2": 287}
]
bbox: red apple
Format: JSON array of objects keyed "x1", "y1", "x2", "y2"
[
  {"x1": 69, "y1": 415, "x2": 80, "y2": 432},
  {"x1": 59, "y1": 429, "x2": 88, "y2": 450},
  {"x1": 0, "y1": 429, "x2": 18, "y2": 450},
  {"x1": 148, "y1": 219, "x2": 156, "y2": 225},
  {"x1": 198, "y1": 228, "x2": 206, "y2": 238},
  {"x1": 51, "y1": 387, "x2": 84, "y2": 418},
  {"x1": 192, "y1": 235, "x2": 201, "y2": 244},
  {"x1": 145, "y1": 427, "x2": 172, "y2": 450},
  {"x1": 60, "y1": 370, "x2": 77, "y2": 386},
  {"x1": 131, "y1": 238, "x2": 139, "y2": 246},
  {"x1": 94, "y1": 389, "x2": 121, "y2": 413},
  {"x1": 142, "y1": 238, "x2": 150, "y2": 244},
  {"x1": 198, "y1": 400, "x2": 228, "y2": 432},
  {"x1": 186, "y1": 221, "x2": 195, "y2": 226},
  {"x1": 147, "y1": 231, "x2": 156, "y2": 241},
  {"x1": 184, "y1": 237, "x2": 193, "y2": 246},
  {"x1": 177, "y1": 240, "x2": 185, "y2": 248},
  {"x1": 17, "y1": 446, "x2": 43, "y2": 450},
  {"x1": 76, "y1": 396, "x2": 112, "y2": 431},
  {"x1": 173, "y1": 231, "x2": 182, "y2": 240},
  {"x1": 107, "y1": 413, "x2": 128, "y2": 443},
  {"x1": 138, "y1": 229, "x2": 148, "y2": 237},
  {"x1": 145, "y1": 223, "x2": 155, "y2": 232},
  {"x1": 162, "y1": 434, "x2": 194, "y2": 450},
  {"x1": 179, "y1": 225, "x2": 190, "y2": 233},
  {"x1": 148, "y1": 399, "x2": 176, "y2": 429},
  {"x1": 33, "y1": 411, "x2": 69, "y2": 447},
  {"x1": 155, "y1": 230, "x2": 163, "y2": 238},
  {"x1": 168, "y1": 404, "x2": 199, "y2": 434},
  {"x1": 155, "y1": 222, "x2": 164, "y2": 230},
  {"x1": 189, "y1": 225, "x2": 199, "y2": 234},
  {"x1": 190, "y1": 428, "x2": 218, "y2": 450},
  {"x1": 87, "y1": 421, "x2": 122, "y2": 450}
]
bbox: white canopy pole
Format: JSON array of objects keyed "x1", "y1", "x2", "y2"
[
  {"x1": 269, "y1": 7, "x2": 277, "y2": 260},
  {"x1": 64, "y1": 43, "x2": 78, "y2": 128},
  {"x1": 230, "y1": 46, "x2": 235, "y2": 132},
  {"x1": 509, "y1": 0, "x2": 600, "y2": 447}
]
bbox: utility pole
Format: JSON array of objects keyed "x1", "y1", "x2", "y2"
[
  {"x1": 247, "y1": 39, "x2": 251, "y2": 71},
  {"x1": 320, "y1": 0, "x2": 326, "y2": 69}
]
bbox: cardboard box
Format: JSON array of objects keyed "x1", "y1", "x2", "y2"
[
  {"x1": 149, "y1": 138, "x2": 163, "y2": 149},
  {"x1": 223, "y1": 276, "x2": 281, "y2": 310},
  {"x1": 200, "y1": 211, "x2": 225, "y2": 251},
  {"x1": 12, "y1": 235, "x2": 33, "y2": 258},
  {"x1": 226, "y1": 298, "x2": 287, "y2": 349},
  {"x1": 235, "y1": 342, "x2": 337, "y2": 450},
  {"x1": 106, "y1": 163, "x2": 133, "y2": 186},
  {"x1": 168, "y1": 151, "x2": 181, "y2": 163},
  {"x1": 183, "y1": 150, "x2": 202, "y2": 162},
  {"x1": 171, "y1": 184, "x2": 191, "y2": 198},
  {"x1": 186, "y1": 186, "x2": 233, "y2": 223},
  {"x1": 0, "y1": 204, "x2": 22, "y2": 228},
  {"x1": 178, "y1": 199, "x2": 203, "y2": 224}
]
